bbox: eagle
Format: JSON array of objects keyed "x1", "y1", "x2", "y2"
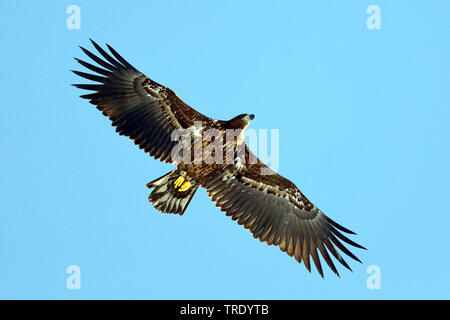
[{"x1": 73, "y1": 40, "x2": 366, "y2": 277}]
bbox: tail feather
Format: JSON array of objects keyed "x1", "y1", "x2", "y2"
[{"x1": 147, "y1": 169, "x2": 198, "y2": 215}]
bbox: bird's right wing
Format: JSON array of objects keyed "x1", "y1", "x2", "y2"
[
  {"x1": 72, "y1": 40, "x2": 211, "y2": 163},
  {"x1": 204, "y1": 148, "x2": 366, "y2": 277}
]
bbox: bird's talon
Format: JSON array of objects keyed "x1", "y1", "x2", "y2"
[
  {"x1": 174, "y1": 176, "x2": 185, "y2": 188},
  {"x1": 179, "y1": 181, "x2": 191, "y2": 192}
]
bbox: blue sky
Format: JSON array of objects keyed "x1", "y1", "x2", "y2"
[{"x1": 0, "y1": 1, "x2": 449, "y2": 299}]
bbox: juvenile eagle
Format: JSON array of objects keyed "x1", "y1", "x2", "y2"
[{"x1": 73, "y1": 40, "x2": 365, "y2": 277}]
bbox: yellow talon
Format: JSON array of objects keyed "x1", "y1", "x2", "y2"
[
  {"x1": 179, "y1": 181, "x2": 191, "y2": 192},
  {"x1": 174, "y1": 176, "x2": 185, "y2": 188}
]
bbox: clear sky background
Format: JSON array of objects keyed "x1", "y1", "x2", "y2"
[{"x1": 0, "y1": 1, "x2": 448, "y2": 299}]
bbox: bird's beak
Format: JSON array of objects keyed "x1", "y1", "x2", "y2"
[{"x1": 244, "y1": 114, "x2": 255, "y2": 122}]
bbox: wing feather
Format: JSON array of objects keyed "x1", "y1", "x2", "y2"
[
  {"x1": 73, "y1": 40, "x2": 211, "y2": 163},
  {"x1": 204, "y1": 162, "x2": 366, "y2": 277}
]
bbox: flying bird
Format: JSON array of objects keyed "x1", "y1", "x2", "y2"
[{"x1": 72, "y1": 40, "x2": 366, "y2": 277}]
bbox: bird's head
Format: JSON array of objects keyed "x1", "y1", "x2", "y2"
[{"x1": 227, "y1": 113, "x2": 255, "y2": 130}]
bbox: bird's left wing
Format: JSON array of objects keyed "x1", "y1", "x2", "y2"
[
  {"x1": 72, "y1": 40, "x2": 211, "y2": 163},
  {"x1": 204, "y1": 151, "x2": 366, "y2": 277}
]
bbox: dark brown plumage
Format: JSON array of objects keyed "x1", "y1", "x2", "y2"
[{"x1": 73, "y1": 40, "x2": 366, "y2": 277}]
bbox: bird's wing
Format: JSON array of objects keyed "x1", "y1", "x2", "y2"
[
  {"x1": 72, "y1": 40, "x2": 211, "y2": 163},
  {"x1": 204, "y1": 148, "x2": 366, "y2": 277}
]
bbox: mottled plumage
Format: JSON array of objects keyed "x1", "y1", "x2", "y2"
[{"x1": 73, "y1": 40, "x2": 366, "y2": 277}]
